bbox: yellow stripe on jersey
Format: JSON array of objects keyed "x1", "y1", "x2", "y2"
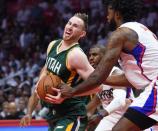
[
  {"x1": 66, "y1": 122, "x2": 74, "y2": 131},
  {"x1": 90, "y1": 94, "x2": 95, "y2": 100},
  {"x1": 67, "y1": 70, "x2": 77, "y2": 86},
  {"x1": 66, "y1": 51, "x2": 71, "y2": 72},
  {"x1": 56, "y1": 41, "x2": 62, "y2": 54},
  {"x1": 47, "y1": 40, "x2": 57, "y2": 55},
  {"x1": 65, "y1": 47, "x2": 78, "y2": 86}
]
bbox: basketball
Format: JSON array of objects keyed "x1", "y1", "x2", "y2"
[{"x1": 36, "y1": 73, "x2": 62, "y2": 102}]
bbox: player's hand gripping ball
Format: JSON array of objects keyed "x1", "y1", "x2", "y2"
[{"x1": 36, "y1": 72, "x2": 62, "y2": 102}]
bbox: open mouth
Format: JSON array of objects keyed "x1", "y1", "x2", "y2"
[{"x1": 65, "y1": 30, "x2": 71, "y2": 36}]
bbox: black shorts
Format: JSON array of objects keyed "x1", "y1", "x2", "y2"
[{"x1": 124, "y1": 107, "x2": 157, "y2": 130}]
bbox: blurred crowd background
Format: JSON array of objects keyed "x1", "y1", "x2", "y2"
[{"x1": 0, "y1": 0, "x2": 158, "y2": 120}]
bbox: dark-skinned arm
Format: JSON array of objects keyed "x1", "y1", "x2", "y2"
[
  {"x1": 20, "y1": 92, "x2": 39, "y2": 127},
  {"x1": 105, "y1": 73, "x2": 134, "y2": 87},
  {"x1": 61, "y1": 28, "x2": 138, "y2": 97}
]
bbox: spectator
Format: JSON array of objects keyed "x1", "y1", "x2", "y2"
[
  {"x1": 0, "y1": 101, "x2": 9, "y2": 119},
  {"x1": 5, "y1": 102, "x2": 25, "y2": 119}
]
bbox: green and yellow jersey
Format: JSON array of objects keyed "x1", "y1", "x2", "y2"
[{"x1": 42, "y1": 39, "x2": 90, "y2": 119}]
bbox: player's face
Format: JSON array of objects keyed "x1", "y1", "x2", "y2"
[
  {"x1": 89, "y1": 47, "x2": 103, "y2": 69},
  {"x1": 107, "y1": 6, "x2": 117, "y2": 31},
  {"x1": 63, "y1": 16, "x2": 86, "y2": 41}
]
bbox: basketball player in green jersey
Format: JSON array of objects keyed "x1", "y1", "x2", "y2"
[{"x1": 20, "y1": 13, "x2": 97, "y2": 131}]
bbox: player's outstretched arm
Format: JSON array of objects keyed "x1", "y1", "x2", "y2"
[
  {"x1": 61, "y1": 28, "x2": 138, "y2": 97},
  {"x1": 20, "y1": 92, "x2": 39, "y2": 127},
  {"x1": 105, "y1": 73, "x2": 133, "y2": 87},
  {"x1": 20, "y1": 40, "x2": 57, "y2": 125},
  {"x1": 61, "y1": 29, "x2": 123, "y2": 97}
]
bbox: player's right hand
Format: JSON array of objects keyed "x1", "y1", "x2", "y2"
[
  {"x1": 60, "y1": 83, "x2": 74, "y2": 98},
  {"x1": 20, "y1": 114, "x2": 32, "y2": 127}
]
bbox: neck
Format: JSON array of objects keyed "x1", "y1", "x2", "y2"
[
  {"x1": 62, "y1": 39, "x2": 78, "y2": 47},
  {"x1": 58, "y1": 40, "x2": 78, "y2": 52}
]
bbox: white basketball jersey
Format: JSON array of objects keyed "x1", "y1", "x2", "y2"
[
  {"x1": 119, "y1": 22, "x2": 158, "y2": 89},
  {"x1": 97, "y1": 67, "x2": 133, "y2": 116}
]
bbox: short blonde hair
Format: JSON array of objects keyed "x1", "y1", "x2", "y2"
[{"x1": 74, "y1": 13, "x2": 88, "y2": 31}]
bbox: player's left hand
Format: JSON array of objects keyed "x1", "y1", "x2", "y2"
[
  {"x1": 20, "y1": 114, "x2": 32, "y2": 127},
  {"x1": 45, "y1": 88, "x2": 65, "y2": 104}
]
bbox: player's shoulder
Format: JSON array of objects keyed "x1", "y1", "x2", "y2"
[
  {"x1": 115, "y1": 24, "x2": 139, "y2": 41},
  {"x1": 69, "y1": 46, "x2": 86, "y2": 59},
  {"x1": 48, "y1": 39, "x2": 59, "y2": 48},
  {"x1": 67, "y1": 45, "x2": 88, "y2": 69},
  {"x1": 47, "y1": 40, "x2": 59, "y2": 55}
]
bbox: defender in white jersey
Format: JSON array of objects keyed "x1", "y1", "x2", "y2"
[
  {"x1": 87, "y1": 45, "x2": 132, "y2": 130},
  {"x1": 87, "y1": 67, "x2": 133, "y2": 131},
  {"x1": 57, "y1": 0, "x2": 158, "y2": 130}
]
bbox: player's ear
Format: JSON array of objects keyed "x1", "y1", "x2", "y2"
[{"x1": 80, "y1": 30, "x2": 86, "y2": 38}]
